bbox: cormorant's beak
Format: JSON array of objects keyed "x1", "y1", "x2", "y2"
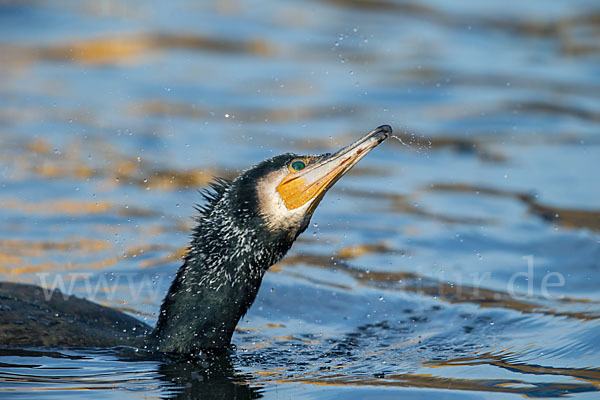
[{"x1": 276, "y1": 125, "x2": 392, "y2": 213}]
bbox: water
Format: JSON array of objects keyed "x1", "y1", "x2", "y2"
[{"x1": 1, "y1": 0, "x2": 599, "y2": 398}]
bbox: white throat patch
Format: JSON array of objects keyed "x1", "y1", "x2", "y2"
[{"x1": 256, "y1": 169, "x2": 312, "y2": 233}]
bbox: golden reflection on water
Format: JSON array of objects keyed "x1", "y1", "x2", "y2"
[
  {"x1": 425, "y1": 350, "x2": 600, "y2": 382},
  {"x1": 272, "y1": 370, "x2": 598, "y2": 398},
  {"x1": 0, "y1": 33, "x2": 275, "y2": 67},
  {"x1": 2, "y1": 136, "x2": 234, "y2": 191},
  {"x1": 0, "y1": 235, "x2": 179, "y2": 278}
]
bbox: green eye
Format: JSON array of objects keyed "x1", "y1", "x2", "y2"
[{"x1": 291, "y1": 160, "x2": 306, "y2": 171}]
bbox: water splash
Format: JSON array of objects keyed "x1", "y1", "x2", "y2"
[
  {"x1": 390, "y1": 133, "x2": 432, "y2": 156},
  {"x1": 390, "y1": 134, "x2": 411, "y2": 148}
]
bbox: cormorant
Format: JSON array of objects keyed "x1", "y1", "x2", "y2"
[{"x1": 0, "y1": 125, "x2": 391, "y2": 354}]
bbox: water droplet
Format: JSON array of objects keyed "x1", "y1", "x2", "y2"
[
  {"x1": 390, "y1": 134, "x2": 410, "y2": 148},
  {"x1": 115, "y1": 177, "x2": 119, "y2": 182},
  {"x1": 313, "y1": 223, "x2": 319, "y2": 228},
  {"x1": 143, "y1": 178, "x2": 148, "y2": 183},
  {"x1": 137, "y1": 156, "x2": 142, "y2": 162},
  {"x1": 378, "y1": 296, "x2": 384, "y2": 301}
]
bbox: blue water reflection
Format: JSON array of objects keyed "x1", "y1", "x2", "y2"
[{"x1": 1, "y1": 0, "x2": 599, "y2": 398}]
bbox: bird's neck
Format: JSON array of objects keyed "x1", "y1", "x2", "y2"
[{"x1": 151, "y1": 193, "x2": 292, "y2": 354}]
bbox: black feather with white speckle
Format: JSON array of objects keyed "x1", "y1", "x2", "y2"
[{"x1": 152, "y1": 154, "x2": 303, "y2": 354}]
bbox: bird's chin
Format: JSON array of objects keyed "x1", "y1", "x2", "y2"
[{"x1": 295, "y1": 213, "x2": 313, "y2": 239}]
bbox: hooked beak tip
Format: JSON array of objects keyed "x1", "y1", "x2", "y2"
[{"x1": 373, "y1": 124, "x2": 392, "y2": 141}]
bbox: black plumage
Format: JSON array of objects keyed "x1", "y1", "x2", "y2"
[{"x1": 152, "y1": 155, "x2": 305, "y2": 353}]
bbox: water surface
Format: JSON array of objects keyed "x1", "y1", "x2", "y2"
[{"x1": 1, "y1": 0, "x2": 599, "y2": 398}]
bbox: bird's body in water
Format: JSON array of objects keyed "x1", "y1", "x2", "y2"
[{"x1": 0, "y1": 125, "x2": 391, "y2": 354}]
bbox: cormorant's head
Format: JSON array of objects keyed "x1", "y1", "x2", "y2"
[{"x1": 237, "y1": 125, "x2": 391, "y2": 241}]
